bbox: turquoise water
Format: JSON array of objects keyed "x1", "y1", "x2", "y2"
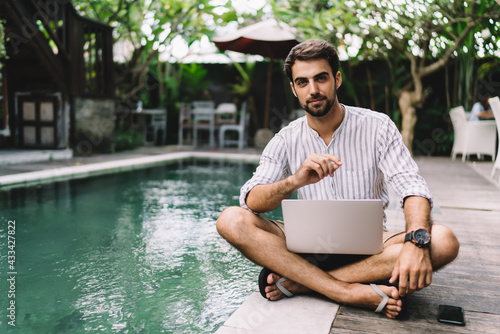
[{"x1": 0, "y1": 159, "x2": 282, "y2": 333}]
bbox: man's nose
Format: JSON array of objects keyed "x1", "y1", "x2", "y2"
[{"x1": 308, "y1": 81, "x2": 320, "y2": 94}]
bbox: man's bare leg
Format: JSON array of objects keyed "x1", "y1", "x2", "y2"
[
  {"x1": 216, "y1": 206, "x2": 405, "y2": 318},
  {"x1": 264, "y1": 224, "x2": 459, "y2": 302}
]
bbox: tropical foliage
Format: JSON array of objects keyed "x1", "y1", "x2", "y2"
[
  {"x1": 0, "y1": 19, "x2": 6, "y2": 71},
  {"x1": 73, "y1": 0, "x2": 238, "y2": 107},
  {"x1": 355, "y1": 0, "x2": 500, "y2": 152},
  {"x1": 272, "y1": 0, "x2": 500, "y2": 153},
  {"x1": 71, "y1": 0, "x2": 500, "y2": 152}
]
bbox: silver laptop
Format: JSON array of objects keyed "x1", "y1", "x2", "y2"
[{"x1": 281, "y1": 199, "x2": 384, "y2": 254}]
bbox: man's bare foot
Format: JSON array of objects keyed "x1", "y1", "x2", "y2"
[
  {"x1": 344, "y1": 283, "x2": 402, "y2": 319},
  {"x1": 265, "y1": 273, "x2": 402, "y2": 319},
  {"x1": 264, "y1": 273, "x2": 310, "y2": 300}
]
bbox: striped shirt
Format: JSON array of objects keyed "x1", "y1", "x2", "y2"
[{"x1": 240, "y1": 105, "x2": 432, "y2": 227}]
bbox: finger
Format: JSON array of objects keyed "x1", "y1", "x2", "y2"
[
  {"x1": 305, "y1": 161, "x2": 325, "y2": 180},
  {"x1": 324, "y1": 155, "x2": 342, "y2": 175},
  {"x1": 407, "y1": 270, "x2": 419, "y2": 294},
  {"x1": 316, "y1": 156, "x2": 338, "y2": 178},
  {"x1": 418, "y1": 269, "x2": 428, "y2": 290},
  {"x1": 398, "y1": 271, "x2": 409, "y2": 297},
  {"x1": 325, "y1": 159, "x2": 341, "y2": 175},
  {"x1": 323, "y1": 154, "x2": 342, "y2": 166},
  {"x1": 324, "y1": 158, "x2": 335, "y2": 175},
  {"x1": 425, "y1": 269, "x2": 433, "y2": 287},
  {"x1": 389, "y1": 264, "x2": 400, "y2": 285},
  {"x1": 317, "y1": 157, "x2": 335, "y2": 176},
  {"x1": 302, "y1": 159, "x2": 322, "y2": 176}
]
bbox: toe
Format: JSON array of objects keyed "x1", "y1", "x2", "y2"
[
  {"x1": 267, "y1": 272, "x2": 280, "y2": 285},
  {"x1": 383, "y1": 300, "x2": 401, "y2": 318},
  {"x1": 266, "y1": 285, "x2": 286, "y2": 301},
  {"x1": 376, "y1": 285, "x2": 402, "y2": 317}
]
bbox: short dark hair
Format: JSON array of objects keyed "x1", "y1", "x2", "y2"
[{"x1": 283, "y1": 39, "x2": 340, "y2": 82}]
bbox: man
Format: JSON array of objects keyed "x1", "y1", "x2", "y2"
[{"x1": 216, "y1": 39, "x2": 459, "y2": 319}]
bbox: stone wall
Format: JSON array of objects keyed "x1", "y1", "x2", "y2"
[{"x1": 73, "y1": 97, "x2": 115, "y2": 155}]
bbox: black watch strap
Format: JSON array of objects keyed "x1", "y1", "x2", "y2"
[{"x1": 404, "y1": 231, "x2": 413, "y2": 243}]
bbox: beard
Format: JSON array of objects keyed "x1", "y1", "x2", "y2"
[{"x1": 302, "y1": 89, "x2": 337, "y2": 118}]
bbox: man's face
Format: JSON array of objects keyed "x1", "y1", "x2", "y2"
[{"x1": 290, "y1": 59, "x2": 341, "y2": 118}]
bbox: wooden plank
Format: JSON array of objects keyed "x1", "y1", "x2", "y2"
[{"x1": 333, "y1": 307, "x2": 500, "y2": 334}]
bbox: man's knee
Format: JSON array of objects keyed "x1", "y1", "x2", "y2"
[
  {"x1": 431, "y1": 224, "x2": 460, "y2": 265},
  {"x1": 216, "y1": 206, "x2": 249, "y2": 241}
]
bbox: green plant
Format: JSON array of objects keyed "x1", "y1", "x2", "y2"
[
  {"x1": 112, "y1": 124, "x2": 143, "y2": 152},
  {"x1": 0, "y1": 19, "x2": 7, "y2": 71},
  {"x1": 231, "y1": 61, "x2": 258, "y2": 128},
  {"x1": 73, "y1": 0, "x2": 237, "y2": 109},
  {"x1": 179, "y1": 63, "x2": 210, "y2": 101},
  {"x1": 413, "y1": 99, "x2": 453, "y2": 157}
]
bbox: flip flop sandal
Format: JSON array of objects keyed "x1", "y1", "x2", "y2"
[
  {"x1": 258, "y1": 267, "x2": 294, "y2": 300},
  {"x1": 370, "y1": 283, "x2": 390, "y2": 313},
  {"x1": 372, "y1": 280, "x2": 407, "y2": 318}
]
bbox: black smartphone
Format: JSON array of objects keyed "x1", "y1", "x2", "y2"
[{"x1": 437, "y1": 305, "x2": 465, "y2": 326}]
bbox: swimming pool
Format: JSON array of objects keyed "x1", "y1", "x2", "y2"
[{"x1": 0, "y1": 158, "x2": 282, "y2": 333}]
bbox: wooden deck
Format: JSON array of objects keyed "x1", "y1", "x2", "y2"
[{"x1": 331, "y1": 157, "x2": 500, "y2": 333}]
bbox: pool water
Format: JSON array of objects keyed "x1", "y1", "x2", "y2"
[{"x1": 0, "y1": 159, "x2": 282, "y2": 333}]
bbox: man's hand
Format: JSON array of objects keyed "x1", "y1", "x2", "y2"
[
  {"x1": 390, "y1": 243, "x2": 433, "y2": 297},
  {"x1": 391, "y1": 196, "x2": 433, "y2": 296},
  {"x1": 247, "y1": 154, "x2": 342, "y2": 213},
  {"x1": 291, "y1": 153, "x2": 342, "y2": 188}
]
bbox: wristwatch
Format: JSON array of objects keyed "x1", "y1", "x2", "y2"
[{"x1": 404, "y1": 229, "x2": 431, "y2": 248}]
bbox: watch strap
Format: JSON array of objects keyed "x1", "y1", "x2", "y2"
[{"x1": 404, "y1": 231, "x2": 413, "y2": 243}]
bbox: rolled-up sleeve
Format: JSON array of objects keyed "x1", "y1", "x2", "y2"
[
  {"x1": 377, "y1": 117, "x2": 433, "y2": 209},
  {"x1": 239, "y1": 135, "x2": 290, "y2": 212}
]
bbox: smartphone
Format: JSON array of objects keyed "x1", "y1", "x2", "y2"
[{"x1": 437, "y1": 305, "x2": 465, "y2": 326}]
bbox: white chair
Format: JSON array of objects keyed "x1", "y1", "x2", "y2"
[
  {"x1": 449, "y1": 106, "x2": 497, "y2": 162},
  {"x1": 193, "y1": 101, "x2": 215, "y2": 109},
  {"x1": 178, "y1": 103, "x2": 193, "y2": 145},
  {"x1": 142, "y1": 109, "x2": 167, "y2": 145},
  {"x1": 488, "y1": 96, "x2": 500, "y2": 180},
  {"x1": 193, "y1": 103, "x2": 217, "y2": 148},
  {"x1": 215, "y1": 103, "x2": 237, "y2": 124},
  {"x1": 219, "y1": 102, "x2": 248, "y2": 150}
]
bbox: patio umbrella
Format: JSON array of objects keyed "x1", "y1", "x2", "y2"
[{"x1": 212, "y1": 19, "x2": 299, "y2": 129}]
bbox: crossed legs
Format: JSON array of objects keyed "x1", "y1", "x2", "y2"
[{"x1": 216, "y1": 206, "x2": 459, "y2": 319}]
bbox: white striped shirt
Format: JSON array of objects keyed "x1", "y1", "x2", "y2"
[{"x1": 240, "y1": 105, "x2": 432, "y2": 227}]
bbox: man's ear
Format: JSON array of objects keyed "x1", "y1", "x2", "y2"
[
  {"x1": 335, "y1": 71, "x2": 342, "y2": 89},
  {"x1": 290, "y1": 82, "x2": 297, "y2": 97}
]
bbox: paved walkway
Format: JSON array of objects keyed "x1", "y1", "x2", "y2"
[
  {"x1": 0, "y1": 148, "x2": 499, "y2": 333},
  {"x1": 0, "y1": 147, "x2": 262, "y2": 187}
]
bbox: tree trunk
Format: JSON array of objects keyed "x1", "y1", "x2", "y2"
[
  {"x1": 398, "y1": 59, "x2": 425, "y2": 155},
  {"x1": 398, "y1": 91, "x2": 418, "y2": 155}
]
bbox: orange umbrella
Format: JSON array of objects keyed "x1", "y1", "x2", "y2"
[{"x1": 212, "y1": 19, "x2": 299, "y2": 129}]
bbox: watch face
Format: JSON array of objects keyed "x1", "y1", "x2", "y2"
[{"x1": 414, "y1": 229, "x2": 430, "y2": 245}]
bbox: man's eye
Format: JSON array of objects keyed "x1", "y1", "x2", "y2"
[{"x1": 297, "y1": 80, "x2": 307, "y2": 86}]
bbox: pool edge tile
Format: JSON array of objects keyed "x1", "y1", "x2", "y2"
[
  {"x1": 215, "y1": 291, "x2": 339, "y2": 334},
  {"x1": 0, "y1": 151, "x2": 262, "y2": 188}
]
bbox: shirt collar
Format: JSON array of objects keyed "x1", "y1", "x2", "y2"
[{"x1": 304, "y1": 104, "x2": 349, "y2": 147}]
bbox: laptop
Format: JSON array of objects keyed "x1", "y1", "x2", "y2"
[{"x1": 281, "y1": 199, "x2": 384, "y2": 254}]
